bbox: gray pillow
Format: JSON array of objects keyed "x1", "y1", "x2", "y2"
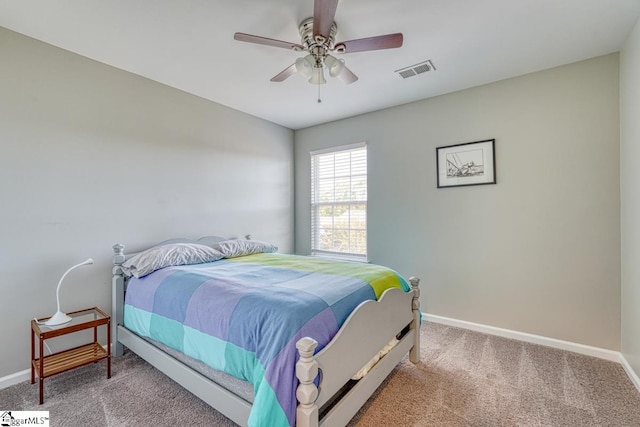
[
  {"x1": 122, "y1": 243, "x2": 224, "y2": 278},
  {"x1": 214, "y1": 239, "x2": 278, "y2": 258}
]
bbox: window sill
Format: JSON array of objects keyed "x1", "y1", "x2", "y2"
[{"x1": 311, "y1": 252, "x2": 369, "y2": 263}]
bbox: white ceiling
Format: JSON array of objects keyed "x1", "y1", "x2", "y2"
[{"x1": 1, "y1": 0, "x2": 639, "y2": 130}]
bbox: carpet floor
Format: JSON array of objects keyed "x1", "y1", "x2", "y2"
[{"x1": 2, "y1": 322, "x2": 640, "y2": 426}]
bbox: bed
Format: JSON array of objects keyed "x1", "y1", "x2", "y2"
[{"x1": 111, "y1": 236, "x2": 420, "y2": 427}]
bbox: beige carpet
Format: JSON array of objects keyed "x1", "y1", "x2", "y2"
[
  {"x1": 2, "y1": 322, "x2": 640, "y2": 426},
  {"x1": 350, "y1": 323, "x2": 640, "y2": 426}
]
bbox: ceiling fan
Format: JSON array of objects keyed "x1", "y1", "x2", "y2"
[{"x1": 233, "y1": 0, "x2": 403, "y2": 87}]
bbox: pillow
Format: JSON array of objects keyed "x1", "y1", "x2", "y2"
[
  {"x1": 122, "y1": 243, "x2": 224, "y2": 278},
  {"x1": 214, "y1": 239, "x2": 278, "y2": 258}
]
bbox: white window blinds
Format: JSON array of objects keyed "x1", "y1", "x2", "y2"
[{"x1": 311, "y1": 143, "x2": 367, "y2": 260}]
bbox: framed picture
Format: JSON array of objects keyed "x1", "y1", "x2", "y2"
[{"x1": 436, "y1": 139, "x2": 496, "y2": 188}]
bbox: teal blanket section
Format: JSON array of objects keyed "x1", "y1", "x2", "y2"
[
  {"x1": 150, "y1": 312, "x2": 185, "y2": 352},
  {"x1": 123, "y1": 305, "x2": 152, "y2": 338},
  {"x1": 225, "y1": 342, "x2": 289, "y2": 427},
  {"x1": 184, "y1": 326, "x2": 289, "y2": 427},
  {"x1": 183, "y1": 327, "x2": 230, "y2": 373}
]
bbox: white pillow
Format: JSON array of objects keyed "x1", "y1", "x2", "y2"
[
  {"x1": 214, "y1": 239, "x2": 278, "y2": 258},
  {"x1": 122, "y1": 243, "x2": 224, "y2": 278}
]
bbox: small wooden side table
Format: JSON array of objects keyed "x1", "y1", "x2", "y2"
[{"x1": 31, "y1": 307, "x2": 111, "y2": 404}]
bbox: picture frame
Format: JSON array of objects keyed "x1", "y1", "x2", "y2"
[{"x1": 436, "y1": 139, "x2": 496, "y2": 188}]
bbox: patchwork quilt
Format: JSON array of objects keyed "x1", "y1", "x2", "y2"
[{"x1": 124, "y1": 253, "x2": 409, "y2": 427}]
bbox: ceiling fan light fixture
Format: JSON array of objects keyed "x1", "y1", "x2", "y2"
[
  {"x1": 309, "y1": 66, "x2": 327, "y2": 85},
  {"x1": 234, "y1": 0, "x2": 404, "y2": 92},
  {"x1": 325, "y1": 54, "x2": 345, "y2": 78},
  {"x1": 295, "y1": 55, "x2": 314, "y2": 78}
]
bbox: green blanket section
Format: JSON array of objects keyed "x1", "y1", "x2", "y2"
[{"x1": 229, "y1": 253, "x2": 409, "y2": 299}]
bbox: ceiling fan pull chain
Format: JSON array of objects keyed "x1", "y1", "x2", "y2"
[{"x1": 317, "y1": 83, "x2": 322, "y2": 103}]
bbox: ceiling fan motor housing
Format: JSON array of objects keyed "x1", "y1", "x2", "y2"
[{"x1": 299, "y1": 17, "x2": 337, "y2": 65}]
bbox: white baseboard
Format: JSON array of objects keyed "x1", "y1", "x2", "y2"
[
  {"x1": 424, "y1": 313, "x2": 622, "y2": 361},
  {"x1": 0, "y1": 369, "x2": 30, "y2": 390},
  {"x1": 424, "y1": 312, "x2": 640, "y2": 392},
  {"x1": 620, "y1": 353, "x2": 640, "y2": 392}
]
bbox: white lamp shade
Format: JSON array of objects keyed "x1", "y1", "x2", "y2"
[
  {"x1": 295, "y1": 55, "x2": 314, "y2": 78},
  {"x1": 325, "y1": 55, "x2": 345, "y2": 78},
  {"x1": 309, "y1": 66, "x2": 327, "y2": 85}
]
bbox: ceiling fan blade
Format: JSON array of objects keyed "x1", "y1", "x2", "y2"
[
  {"x1": 334, "y1": 33, "x2": 403, "y2": 53},
  {"x1": 270, "y1": 64, "x2": 297, "y2": 82},
  {"x1": 313, "y1": 0, "x2": 339, "y2": 39},
  {"x1": 336, "y1": 64, "x2": 358, "y2": 85},
  {"x1": 234, "y1": 32, "x2": 304, "y2": 51}
]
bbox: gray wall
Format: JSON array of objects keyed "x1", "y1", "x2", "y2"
[
  {"x1": 0, "y1": 28, "x2": 294, "y2": 377},
  {"x1": 621, "y1": 19, "x2": 640, "y2": 378},
  {"x1": 295, "y1": 54, "x2": 621, "y2": 350}
]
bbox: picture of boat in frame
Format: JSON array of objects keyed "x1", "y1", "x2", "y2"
[{"x1": 436, "y1": 139, "x2": 496, "y2": 188}]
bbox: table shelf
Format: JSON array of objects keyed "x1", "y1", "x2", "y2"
[{"x1": 33, "y1": 342, "x2": 107, "y2": 378}]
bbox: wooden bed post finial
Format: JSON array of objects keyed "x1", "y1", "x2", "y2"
[{"x1": 296, "y1": 337, "x2": 319, "y2": 427}]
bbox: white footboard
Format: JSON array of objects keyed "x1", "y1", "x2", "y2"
[{"x1": 296, "y1": 278, "x2": 421, "y2": 427}]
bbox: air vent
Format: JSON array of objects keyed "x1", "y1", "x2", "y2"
[{"x1": 395, "y1": 60, "x2": 436, "y2": 79}]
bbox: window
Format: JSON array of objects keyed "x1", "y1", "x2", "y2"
[{"x1": 311, "y1": 143, "x2": 367, "y2": 261}]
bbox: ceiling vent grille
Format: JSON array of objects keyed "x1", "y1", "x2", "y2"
[{"x1": 395, "y1": 60, "x2": 436, "y2": 79}]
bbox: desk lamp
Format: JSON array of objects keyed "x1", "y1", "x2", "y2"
[{"x1": 45, "y1": 258, "x2": 94, "y2": 326}]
